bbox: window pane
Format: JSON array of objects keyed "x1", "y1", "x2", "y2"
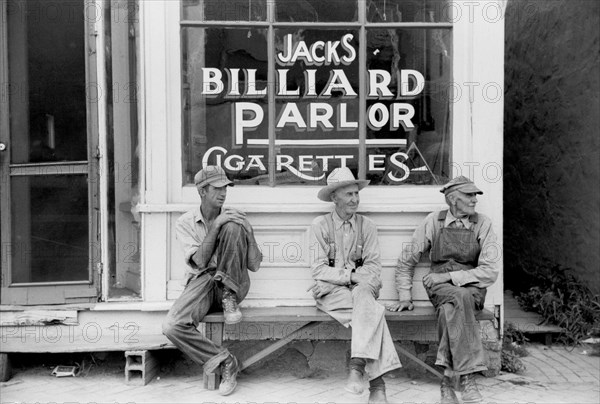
[
  {"x1": 182, "y1": 28, "x2": 269, "y2": 184},
  {"x1": 366, "y1": 28, "x2": 452, "y2": 185},
  {"x1": 274, "y1": 29, "x2": 360, "y2": 184},
  {"x1": 276, "y1": 0, "x2": 358, "y2": 22},
  {"x1": 183, "y1": 0, "x2": 267, "y2": 21},
  {"x1": 8, "y1": 0, "x2": 87, "y2": 164},
  {"x1": 11, "y1": 175, "x2": 89, "y2": 283},
  {"x1": 367, "y1": 0, "x2": 452, "y2": 23}
]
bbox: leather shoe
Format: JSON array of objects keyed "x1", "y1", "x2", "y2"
[
  {"x1": 344, "y1": 368, "x2": 364, "y2": 394},
  {"x1": 368, "y1": 387, "x2": 388, "y2": 404},
  {"x1": 460, "y1": 373, "x2": 483, "y2": 403},
  {"x1": 222, "y1": 289, "x2": 242, "y2": 325},
  {"x1": 218, "y1": 354, "x2": 240, "y2": 396},
  {"x1": 441, "y1": 376, "x2": 459, "y2": 404}
]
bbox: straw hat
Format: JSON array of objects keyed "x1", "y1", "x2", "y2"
[{"x1": 317, "y1": 167, "x2": 370, "y2": 202}]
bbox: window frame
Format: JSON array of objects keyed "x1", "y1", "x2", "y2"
[{"x1": 163, "y1": 0, "x2": 475, "y2": 210}]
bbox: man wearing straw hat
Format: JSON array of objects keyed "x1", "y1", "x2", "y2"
[
  {"x1": 390, "y1": 176, "x2": 499, "y2": 404},
  {"x1": 310, "y1": 167, "x2": 401, "y2": 404}
]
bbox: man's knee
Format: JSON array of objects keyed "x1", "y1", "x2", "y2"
[
  {"x1": 352, "y1": 283, "x2": 378, "y2": 300},
  {"x1": 220, "y1": 221, "x2": 244, "y2": 236},
  {"x1": 162, "y1": 315, "x2": 179, "y2": 338},
  {"x1": 455, "y1": 287, "x2": 474, "y2": 303}
]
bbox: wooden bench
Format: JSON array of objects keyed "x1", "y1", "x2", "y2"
[{"x1": 201, "y1": 305, "x2": 496, "y2": 390}]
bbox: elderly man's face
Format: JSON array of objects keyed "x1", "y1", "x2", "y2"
[
  {"x1": 449, "y1": 191, "x2": 478, "y2": 216},
  {"x1": 332, "y1": 184, "x2": 360, "y2": 219}
]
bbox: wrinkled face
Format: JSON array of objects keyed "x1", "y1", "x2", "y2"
[
  {"x1": 199, "y1": 184, "x2": 227, "y2": 209},
  {"x1": 449, "y1": 191, "x2": 478, "y2": 216},
  {"x1": 332, "y1": 184, "x2": 360, "y2": 219}
]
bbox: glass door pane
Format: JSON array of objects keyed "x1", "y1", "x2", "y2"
[
  {"x1": 3, "y1": 0, "x2": 94, "y2": 290},
  {"x1": 11, "y1": 175, "x2": 90, "y2": 283}
]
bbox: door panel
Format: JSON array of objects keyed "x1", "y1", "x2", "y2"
[{"x1": 1, "y1": 0, "x2": 99, "y2": 305}]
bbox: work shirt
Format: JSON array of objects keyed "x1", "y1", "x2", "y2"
[
  {"x1": 175, "y1": 206, "x2": 218, "y2": 283},
  {"x1": 395, "y1": 209, "x2": 499, "y2": 302},
  {"x1": 310, "y1": 210, "x2": 381, "y2": 286}
]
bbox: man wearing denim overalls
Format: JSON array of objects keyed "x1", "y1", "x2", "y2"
[{"x1": 390, "y1": 176, "x2": 499, "y2": 404}]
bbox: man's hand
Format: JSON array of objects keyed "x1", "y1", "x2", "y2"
[
  {"x1": 214, "y1": 208, "x2": 246, "y2": 228},
  {"x1": 386, "y1": 300, "x2": 414, "y2": 312},
  {"x1": 241, "y1": 218, "x2": 254, "y2": 235},
  {"x1": 422, "y1": 272, "x2": 452, "y2": 288}
]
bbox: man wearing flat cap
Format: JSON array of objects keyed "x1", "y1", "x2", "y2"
[
  {"x1": 390, "y1": 176, "x2": 499, "y2": 404},
  {"x1": 310, "y1": 167, "x2": 401, "y2": 404},
  {"x1": 162, "y1": 166, "x2": 262, "y2": 396}
]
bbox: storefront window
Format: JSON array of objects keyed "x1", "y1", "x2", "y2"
[{"x1": 181, "y1": 0, "x2": 452, "y2": 186}]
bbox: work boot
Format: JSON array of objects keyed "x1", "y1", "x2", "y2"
[
  {"x1": 440, "y1": 376, "x2": 459, "y2": 404},
  {"x1": 218, "y1": 354, "x2": 240, "y2": 396},
  {"x1": 344, "y1": 368, "x2": 364, "y2": 394},
  {"x1": 368, "y1": 377, "x2": 387, "y2": 404},
  {"x1": 459, "y1": 373, "x2": 483, "y2": 403},
  {"x1": 222, "y1": 289, "x2": 242, "y2": 324}
]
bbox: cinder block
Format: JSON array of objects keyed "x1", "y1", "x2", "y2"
[{"x1": 125, "y1": 350, "x2": 159, "y2": 386}]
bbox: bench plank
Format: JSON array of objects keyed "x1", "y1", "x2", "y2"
[
  {"x1": 200, "y1": 305, "x2": 496, "y2": 390},
  {"x1": 203, "y1": 306, "x2": 494, "y2": 323}
]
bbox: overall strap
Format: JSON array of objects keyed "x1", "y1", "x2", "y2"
[
  {"x1": 438, "y1": 210, "x2": 448, "y2": 222},
  {"x1": 354, "y1": 214, "x2": 364, "y2": 260},
  {"x1": 325, "y1": 213, "x2": 336, "y2": 266},
  {"x1": 438, "y1": 210, "x2": 477, "y2": 226}
]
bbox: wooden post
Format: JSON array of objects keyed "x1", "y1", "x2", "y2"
[
  {"x1": 202, "y1": 323, "x2": 224, "y2": 390},
  {"x1": 0, "y1": 353, "x2": 12, "y2": 382}
]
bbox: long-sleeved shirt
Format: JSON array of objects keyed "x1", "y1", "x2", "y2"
[
  {"x1": 176, "y1": 207, "x2": 218, "y2": 283},
  {"x1": 310, "y1": 210, "x2": 382, "y2": 287},
  {"x1": 395, "y1": 209, "x2": 499, "y2": 302}
]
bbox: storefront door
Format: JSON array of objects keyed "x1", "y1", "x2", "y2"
[{"x1": 1, "y1": 0, "x2": 100, "y2": 305}]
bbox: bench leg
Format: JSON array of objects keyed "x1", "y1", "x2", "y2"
[
  {"x1": 241, "y1": 321, "x2": 320, "y2": 371},
  {"x1": 395, "y1": 344, "x2": 443, "y2": 380},
  {"x1": 203, "y1": 323, "x2": 224, "y2": 390},
  {"x1": 0, "y1": 353, "x2": 12, "y2": 382}
]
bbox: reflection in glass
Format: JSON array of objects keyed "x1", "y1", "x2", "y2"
[
  {"x1": 276, "y1": 0, "x2": 358, "y2": 22},
  {"x1": 8, "y1": 0, "x2": 87, "y2": 164},
  {"x1": 183, "y1": 0, "x2": 267, "y2": 21},
  {"x1": 366, "y1": 28, "x2": 452, "y2": 184},
  {"x1": 367, "y1": 0, "x2": 452, "y2": 23},
  {"x1": 11, "y1": 175, "x2": 89, "y2": 283},
  {"x1": 182, "y1": 28, "x2": 269, "y2": 184}
]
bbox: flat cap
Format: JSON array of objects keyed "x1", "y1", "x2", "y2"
[
  {"x1": 440, "y1": 176, "x2": 483, "y2": 195},
  {"x1": 194, "y1": 165, "x2": 233, "y2": 188}
]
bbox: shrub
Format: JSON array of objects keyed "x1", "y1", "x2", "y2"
[
  {"x1": 501, "y1": 322, "x2": 528, "y2": 374},
  {"x1": 516, "y1": 262, "x2": 600, "y2": 346}
]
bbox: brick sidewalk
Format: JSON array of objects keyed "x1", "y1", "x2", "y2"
[{"x1": 2, "y1": 343, "x2": 598, "y2": 404}]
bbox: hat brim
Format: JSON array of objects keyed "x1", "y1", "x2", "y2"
[
  {"x1": 318, "y1": 180, "x2": 370, "y2": 202},
  {"x1": 197, "y1": 179, "x2": 234, "y2": 188},
  {"x1": 441, "y1": 183, "x2": 483, "y2": 195}
]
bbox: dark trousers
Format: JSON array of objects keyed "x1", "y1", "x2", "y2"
[
  {"x1": 162, "y1": 222, "x2": 250, "y2": 365},
  {"x1": 426, "y1": 283, "x2": 488, "y2": 375}
]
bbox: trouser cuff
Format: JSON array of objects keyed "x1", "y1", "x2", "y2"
[
  {"x1": 349, "y1": 357, "x2": 367, "y2": 375},
  {"x1": 369, "y1": 375, "x2": 385, "y2": 390}
]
